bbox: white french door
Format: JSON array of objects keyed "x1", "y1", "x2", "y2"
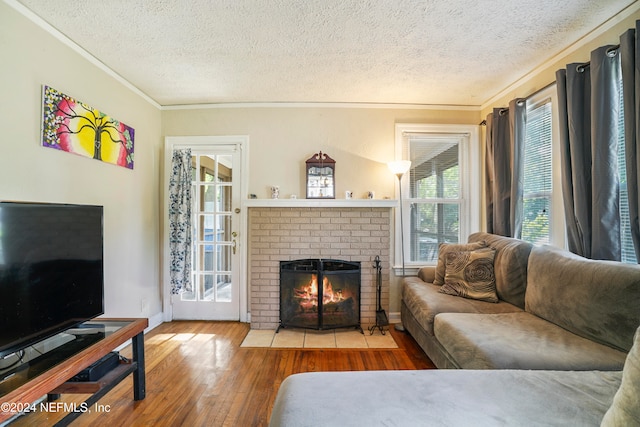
[{"x1": 164, "y1": 136, "x2": 247, "y2": 321}]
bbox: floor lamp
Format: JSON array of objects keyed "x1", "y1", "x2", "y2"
[{"x1": 388, "y1": 160, "x2": 412, "y2": 277}]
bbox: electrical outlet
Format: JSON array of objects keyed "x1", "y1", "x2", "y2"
[{"x1": 141, "y1": 298, "x2": 149, "y2": 315}]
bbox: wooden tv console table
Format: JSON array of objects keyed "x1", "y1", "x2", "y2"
[{"x1": 0, "y1": 318, "x2": 147, "y2": 426}]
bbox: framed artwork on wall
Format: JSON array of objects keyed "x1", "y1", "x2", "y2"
[{"x1": 41, "y1": 85, "x2": 135, "y2": 169}]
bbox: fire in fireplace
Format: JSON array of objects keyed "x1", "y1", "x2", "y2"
[{"x1": 278, "y1": 259, "x2": 361, "y2": 332}]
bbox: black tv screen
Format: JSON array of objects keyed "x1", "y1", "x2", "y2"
[{"x1": 0, "y1": 201, "x2": 104, "y2": 357}]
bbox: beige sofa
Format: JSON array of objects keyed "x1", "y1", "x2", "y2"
[
  {"x1": 271, "y1": 327, "x2": 640, "y2": 426},
  {"x1": 270, "y1": 233, "x2": 640, "y2": 426},
  {"x1": 401, "y1": 232, "x2": 640, "y2": 370}
]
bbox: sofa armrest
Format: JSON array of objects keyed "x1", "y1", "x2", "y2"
[{"x1": 417, "y1": 266, "x2": 436, "y2": 283}]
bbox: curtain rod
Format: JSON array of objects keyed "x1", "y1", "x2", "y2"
[
  {"x1": 479, "y1": 43, "x2": 621, "y2": 125},
  {"x1": 576, "y1": 44, "x2": 620, "y2": 72},
  {"x1": 478, "y1": 80, "x2": 558, "y2": 126}
]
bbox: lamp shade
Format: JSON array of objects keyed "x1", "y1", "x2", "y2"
[{"x1": 388, "y1": 160, "x2": 412, "y2": 176}]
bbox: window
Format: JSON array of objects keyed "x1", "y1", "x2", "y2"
[
  {"x1": 520, "y1": 81, "x2": 635, "y2": 263},
  {"x1": 408, "y1": 139, "x2": 460, "y2": 261},
  {"x1": 395, "y1": 124, "x2": 480, "y2": 269},
  {"x1": 618, "y1": 84, "x2": 637, "y2": 263},
  {"x1": 522, "y1": 100, "x2": 552, "y2": 245}
]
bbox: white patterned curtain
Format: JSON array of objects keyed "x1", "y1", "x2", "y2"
[{"x1": 169, "y1": 148, "x2": 192, "y2": 294}]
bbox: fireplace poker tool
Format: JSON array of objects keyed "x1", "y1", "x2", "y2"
[{"x1": 369, "y1": 255, "x2": 389, "y2": 335}]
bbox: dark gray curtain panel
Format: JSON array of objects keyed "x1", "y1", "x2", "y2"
[
  {"x1": 620, "y1": 22, "x2": 640, "y2": 261},
  {"x1": 556, "y1": 46, "x2": 622, "y2": 261},
  {"x1": 484, "y1": 99, "x2": 525, "y2": 238},
  {"x1": 556, "y1": 66, "x2": 587, "y2": 256}
]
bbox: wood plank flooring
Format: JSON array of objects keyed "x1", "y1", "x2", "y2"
[{"x1": 9, "y1": 321, "x2": 434, "y2": 427}]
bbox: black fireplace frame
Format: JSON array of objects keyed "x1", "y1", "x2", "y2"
[{"x1": 278, "y1": 259, "x2": 361, "y2": 332}]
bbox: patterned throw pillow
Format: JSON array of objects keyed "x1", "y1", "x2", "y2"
[
  {"x1": 439, "y1": 248, "x2": 498, "y2": 303},
  {"x1": 433, "y1": 241, "x2": 487, "y2": 285}
]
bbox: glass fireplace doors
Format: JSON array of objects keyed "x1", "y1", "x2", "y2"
[{"x1": 279, "y1": 259, "x2": 361, "y2": 332}]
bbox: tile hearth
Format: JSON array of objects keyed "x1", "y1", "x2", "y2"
[{"x1": 240, "y1": 328, "x2": 398, "y2": 349}]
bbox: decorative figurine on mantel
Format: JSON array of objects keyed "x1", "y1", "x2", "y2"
[{"x1": 306, "y1": 151, "x2": 335, "y2": 199}]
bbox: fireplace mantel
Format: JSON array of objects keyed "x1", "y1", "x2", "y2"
[{"x1": 243, "y1": 199, "x2": 397, "y2": 208}]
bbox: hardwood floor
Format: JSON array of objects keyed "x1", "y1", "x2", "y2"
[{"x1": 10, "y1": 321, "x2": 434, "y2": 427}]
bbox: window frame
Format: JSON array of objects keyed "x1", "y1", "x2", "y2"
[
  {"x1": 525, "y1": 85, "x2": 566, "y2": 249},
  {"x1": 393, "y1": 123, "x2": 481, "y2": 274},
  {"x1": 616, "y1": 76, "x2": 637, "y2": 263},
  {"x1": 521, "y1": 97, "x2": 553, "y2": 245}
]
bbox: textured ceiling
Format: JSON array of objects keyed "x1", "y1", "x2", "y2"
[{"x1": 14, "y1": 0, "x2": 638, "y2": 107}]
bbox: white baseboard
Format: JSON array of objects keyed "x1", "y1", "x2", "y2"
[
  {"x1": 146, "y1": 312, "x2": 164, "y2": 332},
  {"x1": 389, "y1": 311, "x2": 401, "y2": 324}
]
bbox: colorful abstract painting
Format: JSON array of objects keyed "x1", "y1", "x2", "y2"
[{"x1": 42, "y1": 85, "x2": 135, "y2": 169}]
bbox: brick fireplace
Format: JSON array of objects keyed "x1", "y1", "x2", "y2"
[{"x1": 247, "y1": 204, "x2": 392, "y2": 330}]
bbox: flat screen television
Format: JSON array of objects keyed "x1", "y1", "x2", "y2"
[{"x1": 0, "y1": 201, "x2": 104, "y2": 358}]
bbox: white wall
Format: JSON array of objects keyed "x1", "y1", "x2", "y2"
[
  {"x1": 0, "y1": 2, "x2": 163, "y2": 324},
  {"x1": 162, "y1": 106, "x2": 480, "y2": 200},
  {"x1": 162, "y1": 106, "x2": 480, "y2": 315}
]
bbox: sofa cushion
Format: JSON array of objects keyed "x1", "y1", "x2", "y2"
[
  {"x1": 468, "y1": 232, "x2": 533, "y2": 308},
  {"x1": 417, "y1": 266, "x2": 435, "y2": 283},
  {"x1": 434, "y1": 312, "x2": 628, "y2": 370},
  {"x1": 526, "y1": 245, "x2": 640, "y2": 353},
  {"x1": 601, "y1": 325, "x2": 640, "y2": 426},
  {"x1": 433, "y1": 240, "x2": 487, "y2": 285},
  {"x1": 402, "y1": 278, "x2": 522, "y2": 336},
  {"x1": 440, "y1": 248, "x2": 498, "y2": 303},
  {"x1": 270, "y1": 369, "x2": 621, "y2": 427}
]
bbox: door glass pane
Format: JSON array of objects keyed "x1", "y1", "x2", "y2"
[
  {"x1": 200, "y1": 273, "x2": 215, "y2": 301},
  {"x1": 199, "y1": 214, "x2": 215, "y2": 242},
  {"x1": 219, "y1": 184, "x2": 232, "y2": 212},
  {"x1": 199, "y1": 243, "x2": 214, "y2": 272},
  {"x1": 216, "y1": 274, "x2": 232, "y2": 302},
  {"x1": 201, "y1": 184, "x2": 216, "y2": 211},
  {"x1": 218, "y1": 214, "x2": 231, "y2": 241},
  {"x1": 218, "y1": 155, "x2": 233, "y2": 178},
  {"x1": 219, "y1": 245, "x2": 232, "y2": 271}
]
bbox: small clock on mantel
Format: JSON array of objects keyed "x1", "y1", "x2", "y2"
[{"x1": 306, "y1": 151, "x2": 335, "y2": 199}]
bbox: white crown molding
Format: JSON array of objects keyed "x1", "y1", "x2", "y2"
[
  {"x1": 9, "y1": 0, "x2": 637, "y2": 113},
  {"x1": 160, "y1": 102, "x2": 481, "y2": 111},
  {"x1": 6, "y1": 0, "x2": 480, "y2": 113},
  {"x1": 481, "y1": 1, "x2": 640, "y2": 110},
  {"x1": 5, "y1": 0, "x2": 162, "y2": 110}
]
